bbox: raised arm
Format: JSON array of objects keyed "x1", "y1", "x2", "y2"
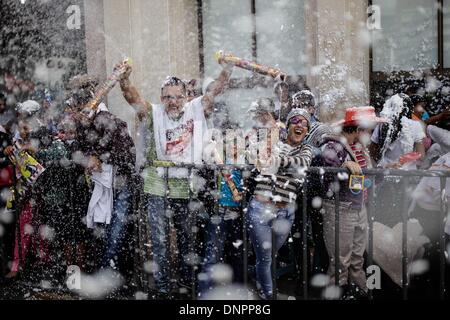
[
  {"x1": 201, "y1": 63, "x2": 233, "y2": 117},
  {"x1": 424, "y1": 110, "x2": 450, "y2": 125},
  {"x1": 274, "y1": 144, "x2": 314, "y2": 169},
  {"x1": 116, "y1": 63, "x2": 152, "y2": 121}
]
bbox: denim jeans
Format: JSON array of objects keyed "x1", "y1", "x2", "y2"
[
  {"x1": 198, "y1": 206, "x2": 243, "y2": 296},
  {"x1": 147, "y1": 195, "x2": 193, "y2": 293},
  {"x1": 246, "y1": 197, "x2": 295, "y2": 298},
  {"x1": 102, "y1": 186, "x2": 132, "y2": 269}
]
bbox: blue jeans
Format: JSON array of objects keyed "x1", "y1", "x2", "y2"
[
  {"x1": 102, "y1": 186, "x2": 131, "y2": 269},
  {"x1": 246, "y1": 198, "x2": 295, "y2": 298},
  {"x1": 147, "y1": 195, "x2": 193, "y2": 293},
  {"x1": 198, "y1": 206, "x2": 244, "y2": 296}
]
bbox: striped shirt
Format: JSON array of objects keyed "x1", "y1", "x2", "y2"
[{"x1": 254, "y1": 142, "x2": 314, "y2": 203}]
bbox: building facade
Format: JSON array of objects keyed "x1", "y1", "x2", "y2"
[{"x1": 3, "y1": 0, "x2": 448, "y2": 138}]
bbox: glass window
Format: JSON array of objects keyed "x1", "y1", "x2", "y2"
[
  {"x1": 201, "y1": 0, "x2": 307, "y2": 127},
  {"x1": 255, "y1": 0, "x2": 307, "y2": 75},
  {"x1": 202, "y1": 0, "x2": 307, "y2": 78},
  {"x1": 372, "y1": 0, "x2": 438, "y2": 72},
  {"x1": 202, "y1": 0, "x2": 253, "y2": 79}
]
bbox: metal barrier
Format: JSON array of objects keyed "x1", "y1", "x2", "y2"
[
  {"x1": 8, "y1": 159, "x2": 448, "y2": 300},
  {"x1": 140, "y1": 162, "x2": 449, "y2": 300}
]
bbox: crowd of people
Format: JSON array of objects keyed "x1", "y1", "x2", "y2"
[{"x1": 0, "y1": 58, "x2": 449, "y2": 300}]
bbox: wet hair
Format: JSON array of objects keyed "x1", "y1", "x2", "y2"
[
  {"x1": 410, "y1": 94, "x2": 426, "y2": 106},
  {"x1": 160, "y1": 76, "x2": 186, "y2": 95},
  {"x1": 379, "y1": 93, "x2": 413, "y2": 152},
  {"x1": 292, "y1": 90, "x2": 316, "y2": 109}
]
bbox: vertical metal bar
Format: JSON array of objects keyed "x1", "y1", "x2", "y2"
[
  {"x1": 367, "y1": 175, "x2": 375, "y2": 300},
  {"x1": 302, "y1": 186, "x2": 308, "y2": 299},
  {"x1": 188, "y1": 168, "x2": 196, "y2": 300},
  {"x1": 440, "y1": 177, "x2": 447, "y2": 300},
  {"x1": 271, "y1": 225, "x2": 277, "y2": 300},
  {"x1": 196, "y1": 0, "x2": 205, "y2": 79},
  {"x1": 13, "y1": 167, "x2": 23, "y2": 275},
  {"x1": 402, "y1": 177, "x2": 408, "y2": 300},
  {"x1": 132, "y1": 176, "x2": 141, "y2": 291},
  {"x1": 368, "y1": 0, "x2": 374, "y2": 106},
  {"x1": 163, "y1": 166, "x2": 170, "y2": 293},
  {"x1": 242, "y1": 170, "x2": 248, "y2": 287},
  {"x1": 270, "y1": 152, "x2": 277, "y2": 300},
  {"x1": 367, "y1": 176, "x2": 374, "y2": 266},
  {"x1": 334, "y1": 177, "x2": 340, "y2": 288},
  {"x1": 438, "y1": 0, "x2": 444, "y2": 71},
  {"x1": 250, "y1": 0, "x2": 257, "y2": 62}
]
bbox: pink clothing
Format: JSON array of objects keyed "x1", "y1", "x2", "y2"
[{"x1": 11, "y1": 202, "x2": 49, "y2": 272}]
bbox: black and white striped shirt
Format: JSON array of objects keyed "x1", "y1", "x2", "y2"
[{"x1": 253, "y1": 142, "x2": 314, "y2": 203}]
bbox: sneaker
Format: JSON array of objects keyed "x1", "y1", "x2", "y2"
[{"x1": 257, "y1": 290, "x2": 269, "y2": 300}]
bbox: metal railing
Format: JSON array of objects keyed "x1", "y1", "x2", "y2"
[
  {"x1": 7, "y1": 159, "x2": 448, "y2": 300},
  {"x1": 137, "y1": 162, "x2": 450, "y2": 300}
]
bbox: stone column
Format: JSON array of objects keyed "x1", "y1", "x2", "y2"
[
  {"x1": 96, "y1": 0, "x2": 201, "y2": 138},
  {"x1": 84, "y1": 0, "x2": 107, "y2": 84},
  {"x1": 305, "y1": 0, "x2": 370, "y2": 123}
]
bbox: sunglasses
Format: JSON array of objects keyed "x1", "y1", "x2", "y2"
[{"x1": 289, "y1": 116, "x2": 309, "y2": 127}]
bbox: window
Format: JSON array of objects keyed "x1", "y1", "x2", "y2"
[
  {"x1": 255, "y1": 0, "x2": 307, "y2": 76},
  {"x1": 371, "y1": 0, "x2": 438, "y2": 72},
  {"x1": 369, "y1": 0, "x2": 450, "y2": 113},
  {"x1": 199, "y1": 0, "x2": 307, "y2": 79},
  {"x1": 201, "y1": 0, "x2": 253, "y2": 79},
  {"x1": 198, "y1": 0, "x2": 307, "y2": 126}
]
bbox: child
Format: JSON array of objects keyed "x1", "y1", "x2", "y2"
[
  {"x1": 198, "y1": 142, "x2": 244, "y2": 297},
  {"x1": 319, "y1": 106, "x2": 386, "y2": 299}
]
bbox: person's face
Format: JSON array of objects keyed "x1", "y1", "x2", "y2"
[
  {"x1": 414, "y1": 102, "x2": 426, "y2": 116},
  {"x1": 357, "y1": 127, "x2": 373, "y2": 147},
  {"x1": 287, "y1": 115, "x2": 309, "y2": 146},
  {"x1": 253, "y1": 111, "x2": 276, "y2": 128},
  {"x1": 186, "y1": 84, "x2": 195, "y2": 102},
  {"x1": 18, "y1": 120, "x2": 31, "y2": 141},
  {"x1": 161, "y1": 85, "x2": 186, "y2": 117},
  {"x1": 186, "y1": 83, "x2": 201, "y2": 102}
]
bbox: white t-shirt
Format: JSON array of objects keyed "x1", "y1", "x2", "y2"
[
  {"x1": 371, "y1": 117, "x2": 425, "y2": 168},
  {"x1": 412, "y1": 152, "x2": 450, "y2": 234},
  {"x1": 152, "y1": 96, "x2": 208, "y2": 177}
]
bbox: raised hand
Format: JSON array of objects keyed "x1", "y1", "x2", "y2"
[
  {"x1": 342, "y1": 161, "x2": 362, "y2": 175},
  {"x1": 114, "y1": 61, "x2": 132, "y2": 82}
]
